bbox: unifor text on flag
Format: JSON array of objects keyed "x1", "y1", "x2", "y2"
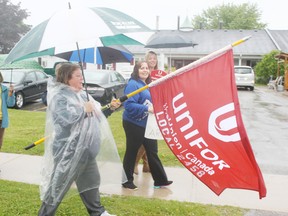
[{"x1": 150, "y1": 47, "x2": 266, "y2": 199}]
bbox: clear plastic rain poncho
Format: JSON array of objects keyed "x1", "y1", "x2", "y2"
[{"x1": 39, "y1": 80, "x2": 126, "y2": 205}]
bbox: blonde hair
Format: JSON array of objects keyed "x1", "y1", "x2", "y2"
[{"x1": 145, "y1": 50, "x2": 158, "y2": 70}]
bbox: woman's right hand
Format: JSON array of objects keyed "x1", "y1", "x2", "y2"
[{"x1": 84, "y1": 101, "x2": 94, "y2": 113}]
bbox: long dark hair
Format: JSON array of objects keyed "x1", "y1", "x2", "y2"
[{"x1": 131, "y1": 61, "x2": 152, "y2": 84}]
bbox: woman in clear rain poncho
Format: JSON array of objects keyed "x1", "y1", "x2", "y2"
[{"x1": 38, "y1": 63, "x2": 124, "y2": 216}]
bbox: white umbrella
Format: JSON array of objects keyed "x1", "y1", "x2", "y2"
[{"x1": 4, "y1": 6, "x2": 153, "y2": 64}]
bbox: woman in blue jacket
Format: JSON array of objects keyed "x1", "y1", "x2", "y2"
[
  {"x1": 0, "y1": 72, "x2": 15, "y2": 151},
  {"x1": 122, "y1": 61, "x2": 172, "y2": 190}
]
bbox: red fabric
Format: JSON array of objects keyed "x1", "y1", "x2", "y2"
[
  {"x1": 150, "y1": 49, "x2": 266, "y2": 198},
  {"x1": 150, "y1": 69, "x2": 167, "y2": 81}
]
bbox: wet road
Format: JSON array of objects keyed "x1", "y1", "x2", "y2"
[
  {"x1": 22, "y1": 86, "x2": 288, "y2": 175},
  {"x1": 237, "y1": 86, "x2": 288, "y2": 175},
  {"x1": 21, "y1": 99, "x2": 47, "y2": 112}
]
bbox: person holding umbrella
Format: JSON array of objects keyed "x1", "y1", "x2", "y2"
[
  {"x1": 134, "y1": 51, "x2": 159, "y2": 175},
  {"x1": 0, "y1": 71, "x2": 15, "y2": 165},
  {"x1": 122, "y1": 60, "x2": 172, "y2": 190},
  {"x1": 38, "y1": 63, "x2": 122, "y2": 216}
]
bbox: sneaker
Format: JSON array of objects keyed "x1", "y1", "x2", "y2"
[
  {"x1": 122, "y1": 182, "x2": 138, "y2": 190},
  {"x1": 100, "y1": 211, "x2": 116, "y2": 216},
  {"x1": 154, "y1": 180, "x2": 173, "y2": 188}
]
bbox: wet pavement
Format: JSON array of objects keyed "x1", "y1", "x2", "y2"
[
  {"x1": 0, "y1": 152, "x2": 287, "y2": 215},
  {"x1": 1, "y1": 86, "x2": 288, "y2": 215},
  {"x1": 238, "y1": 87, "x2": 288, "y2": 176}
]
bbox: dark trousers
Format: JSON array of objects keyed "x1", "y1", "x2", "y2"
[
  {"x1": 122, "y1": 120, "x2": 168, "y2": 185},
  {"x1": 38, "y1": 160, "x2": 105, "y2": 216},
  {"x1": 0, "y1": 121, "x2": 4, "y2": 149}
]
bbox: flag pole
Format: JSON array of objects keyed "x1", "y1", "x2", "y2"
[
  {"x1": 231, "y1": 35, "x2": 251, "y2": 47},
  {"x1": 24, "y1": 36, "x2": 251, "y2": 150},
  {"x1": 24, "y1": 137, "x2": 46, "y2": 150}
]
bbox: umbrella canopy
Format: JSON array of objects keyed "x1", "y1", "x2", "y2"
[
  {"x1": 4, "y1": 6, "x2": 152, "y2": 64},
  {"x1": 145, "y1": 30, "x2": 197, "y2": 71},
  {"x1": 55, "y1": 46, "x2": 133, "y2": 65},
  {"x1": 145, "y1": 30, "x2": 198, "y2": 49}
]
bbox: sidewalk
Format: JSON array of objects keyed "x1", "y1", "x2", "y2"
[{"x1": 1, "y1": 152, "x2": 288, "y2": 215}]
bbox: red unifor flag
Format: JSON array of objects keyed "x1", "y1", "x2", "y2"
[{"x1": 149, "y1": 45, "x2": 266, "y2": 198}]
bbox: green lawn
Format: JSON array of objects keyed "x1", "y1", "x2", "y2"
[
  {"x1": 0, "y1": 180, "x2": 246, "y2": 216},
  {"x1": 4, "y1": 109, "x2": 181, "y2": 166},
  {"x1": 1, "y1": 108, "x2": 247, "y2": 216}
]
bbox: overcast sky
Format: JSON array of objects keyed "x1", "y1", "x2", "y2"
[{"x1": 11, "y1": 0, "x2": 288, "y2": 30}]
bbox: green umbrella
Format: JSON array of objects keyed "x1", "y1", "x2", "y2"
[
  {"x1": 0, "y1": 54, "x2": 43, "y2": 70},
  {"x1": 4, "y1": 7, "x2": 152, "y2": 64}
]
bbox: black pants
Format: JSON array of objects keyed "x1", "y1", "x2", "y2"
[
  {"x1": 122, "y1": 120, "x2": 168, "y2": 185},
  {"x1": 38, "y1": 160, "x2": 105, "y2": 216},
  {"x1": 0, "y1": 120, "x2": 5, "y2": 149}
]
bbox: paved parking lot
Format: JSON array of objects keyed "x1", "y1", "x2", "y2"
[{"x1": 237, "y1": 86, "x2": 288, "y2": 175}]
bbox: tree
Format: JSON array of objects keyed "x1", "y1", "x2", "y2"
[
  {"x1": 191, "y1": 3, "x2": 266, "y2": 30},
  {"x1": 0, "y1": 0, "x2": 31, "y2": 54},
  {"x1": 254, "y1": 50, "x2": 284, "y2": 84}
]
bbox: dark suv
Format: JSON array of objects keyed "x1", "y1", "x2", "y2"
[{"x1": 1, "y1": 69, "x2": 50, "y2": 109}]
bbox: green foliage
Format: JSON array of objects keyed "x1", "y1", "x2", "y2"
[
  {"x1": 0, "y1": 0, "x2": 31, "y2": 53},
  {"x1": 254, "y1": 50, "x2": 284, "y2": 84},
  {"x1": 0, "y1": 180, "x2": 246, "y2": 216},
  {"x1": 192, "y1": 3, "x2": 266, "y2": 29}
]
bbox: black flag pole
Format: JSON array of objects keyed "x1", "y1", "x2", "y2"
[{"x1": 76, "y1": 42, "x2": 90, "y2": 100}]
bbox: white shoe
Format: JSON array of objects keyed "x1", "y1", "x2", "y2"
[{"x1": 100, "y1": 211, "x2": 116, "y2": 216}]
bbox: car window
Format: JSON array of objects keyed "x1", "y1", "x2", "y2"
[
  {"x1": 234, "y1": 68, "x2": 252, "y2": 74},
  {"x1": 84, "y1": 71, "x2": 108, "y2": 84},
  {"x1": 35, "y1": 71, "x2": 47, "y2": 80},
  {"x1": 1, "y1": 70, "x2": 25, "y2": 83},
  {"x1": 115, "y1": 72, "x2": 125, "y2": 82},
  {"x1": 110, "y1": 72, "x2": 118, "y2": 83},
  {"x1": 25, "y1": 72, "x2": 37, "y2": 82}
]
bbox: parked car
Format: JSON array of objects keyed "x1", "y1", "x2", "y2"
[
  {"x1": 84, "y1": 69, "x2": 127, "y2": 105},
  {"x1": 118, "y1": 65, "x2": 133, "y2": 81},
  {"x1": 234, "y1": 66, "x2": 255, "y2": 91},
  {"x1": 119, "y1": 70, "x2": 132, "y2": 81},
  {"x1": 1, "y1": 69, "x2": 50, "y2": 109}
]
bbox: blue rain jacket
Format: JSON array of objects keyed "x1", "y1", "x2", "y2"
[
  {"x1": 122, "y1": 78, "x2": 150, "y2": 128},
  {"x1": 1, "y1": 85, "x2": 15, "y2": 128}
]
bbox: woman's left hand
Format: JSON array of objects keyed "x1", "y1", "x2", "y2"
[{"x1": 8, "y1": 85, "x2": 14, "y2": 97}]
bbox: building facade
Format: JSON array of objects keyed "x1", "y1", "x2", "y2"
[{"x1": 125, "y1": 29, "x2": 288, "y2": 71}]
